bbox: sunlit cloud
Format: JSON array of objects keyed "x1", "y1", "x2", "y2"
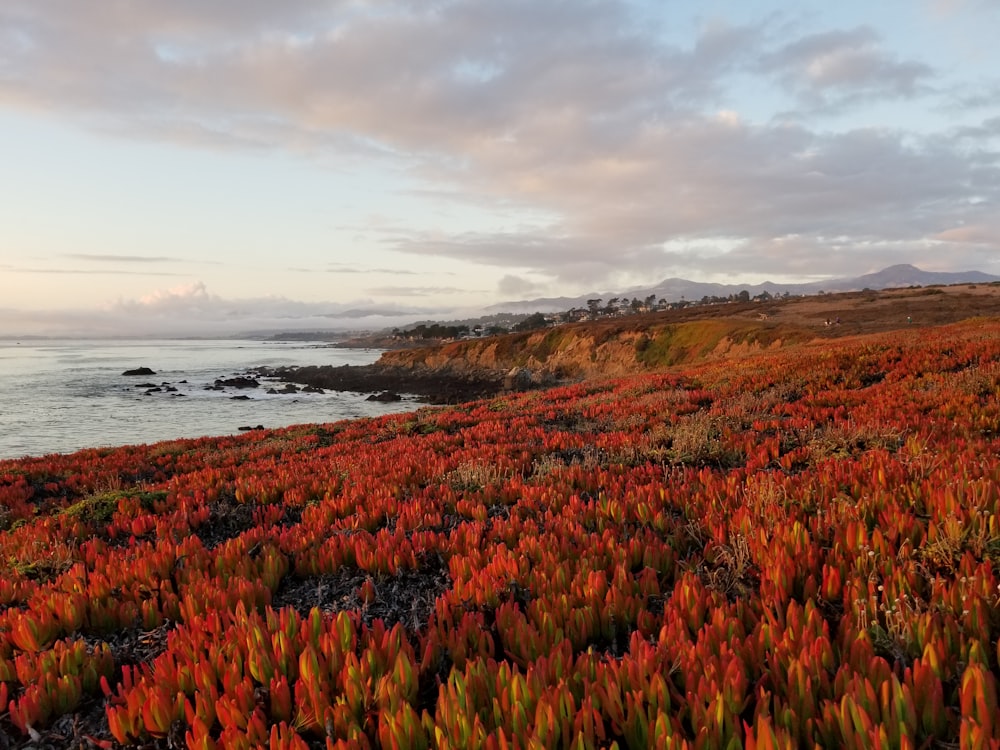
[{"x1": 933, "y1": 224, "x2": 1000, "y2": 244}]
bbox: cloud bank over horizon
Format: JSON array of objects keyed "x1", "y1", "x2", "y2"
[
  {"x1": 0, "y1": 282, "x2": 445, "y2": 338},
  {"x1": 1, "y1": 0, "x2": 998, "y2": 335}
]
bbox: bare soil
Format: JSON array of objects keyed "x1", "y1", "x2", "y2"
[{"x1": 270, "y1": 553, "x2": 450, "y2": 632}]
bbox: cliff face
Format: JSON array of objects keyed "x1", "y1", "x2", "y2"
[{"x1": 378, "y1": 318, "x2": 814, "y2": 380}]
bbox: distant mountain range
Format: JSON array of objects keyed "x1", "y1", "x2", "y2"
[{"x1": 489, "y1": 264, "x2": 1000, "y2": 314}]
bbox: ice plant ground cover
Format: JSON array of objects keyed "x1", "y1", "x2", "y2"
[{"x1": 1, "y1": 318, "x2": 1000, "y2": 749}]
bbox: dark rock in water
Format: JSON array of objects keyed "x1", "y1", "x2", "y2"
[
  {"x1": 123, "y1": 367, "x2": 156, "y2": 376},
  {"x1": 266, "y1": 388, "x2": 278, "y2": 394},
  {"x1": 171, "y1": 393, "x2": 186, "y2": 397},
  {"x1": 280, "y1": 384, "x2": 299, "y2": 393},
  {"x1": 301, "y1": 385, "x2": 325, "y2": 394},
  {"x1": 179, "y1": 380, "x2": 188, "y2": 384},
  {"x1": 230, "y1": 395, "x2": 252, "y2": 401},
  {"x1": 215, "y1": 376, "x2": 259, "y2": 389},
  {"x1": 237, "y1": 424, "x2": 265, "y2": 431},
  {"x1": 367, "y1": 391, "x2": 402, "y2": 402},
  {"x1": 145, "y1": 387, "x2": 162, "y2": 393},
  {"x1": 164, "y1": 386, "x2": 178, "y2": 393},
  {"x1": 134, "y1": 382, "x2": 159, "y2": 389}
]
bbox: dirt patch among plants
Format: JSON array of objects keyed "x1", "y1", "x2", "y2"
[{"x1": 271, "y1": 553, "x2": 451, "y2": 631}]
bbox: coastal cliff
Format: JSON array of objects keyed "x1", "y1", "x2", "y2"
[
  {"x1": 260, "y1": 285, "x2": 1000, "y2": 403},
  {"x1": 377, "y1": 317, "x2": 815, "y2": 381}
]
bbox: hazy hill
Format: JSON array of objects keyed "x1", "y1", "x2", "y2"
[{"x1": 817, "y1": 263, "x2": 1000, "y2": 292}]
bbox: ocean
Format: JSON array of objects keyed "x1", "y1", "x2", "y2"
[{"x1": 0, "y1": 339, "x2": 419, "y2": 459}]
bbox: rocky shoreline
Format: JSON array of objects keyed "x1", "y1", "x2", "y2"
[{"x1": 253, "y1": 363, "x2": 518, "y2": 405}]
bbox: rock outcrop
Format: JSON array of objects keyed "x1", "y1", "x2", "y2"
[
  {"x1": 215, "y1": 376, "x2": 259, "y2": 389},
  {"x1": 366, "y1": 391, "x2": 402, "y2": 402}
]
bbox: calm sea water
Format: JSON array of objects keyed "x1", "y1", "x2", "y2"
[{"x1": 0, "y1": 339, "x2": 419, "y2": 459}]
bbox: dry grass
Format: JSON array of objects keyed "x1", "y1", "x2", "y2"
[
  {"x1": 530, "y1": 446, "x2": 608, "y2": 479},
  {"x1": 702, "y1": 533, "x2": 757, "y2": 600},
  {"x1": 806, "y1": 420, "x2": 905, "y2": 462},
  {"x1": 920, "y1": 509, "x2": 1000, "y2": 574},
  {"x1": 446, "y1": 461, "x2": 511, "y2": 491},
  {"x1": 662, "y1": 412, "x2": 744, "y2": 468},
  {"x1": 950, "y1": 361, "x2": 1000, "y2": 398},
  {"x1": 738, "y1": 473, "x2": 792, "y2": 534}
]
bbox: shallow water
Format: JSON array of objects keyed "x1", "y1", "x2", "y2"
[{"x1": 0, "y1": 339, "x2": 418, "y2": 459}]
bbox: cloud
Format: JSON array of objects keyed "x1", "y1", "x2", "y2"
[
  {"x1": 364, "y1": 285, "x2": 476, "y2": 297},
  {"x1": 12, "y1": 267, "x2": 184, "y2": 276},
  {"x1": 0, "y1": 1, "x2": 761, "y2": 155},
  {"x1": 673, "y1": 234, "x2": 1000, "y2": 281},
  {"x1": 325, "y1": 265, "x2": 421, "y2": 275},
  {"x1": 497, "y1": 274, "x2": 542, "y2": 296},
  {"x1": 65, "y1": 254, "x2": 181, "y2": 263},
  {"x1": 927, "y1": 0, "x2": 999, "y2": 18},
  {"x1": 285, "y1": 264, "x2": 425, "y2": 275},
  {"x1": 933, "y1": 223, "x2": 1000, "y2": 244},
  {"x1": 384, "y1": 119, "x2": 998, "y2": 284},
  {"x1": 757, "y1": 26, "x2": 934, "y2": 111},
  {"x1": 0, "y1": 281, "x2": 451, "y2": 337},
  {"x1": 954, "y1": 115, "x2": 1000, "y2": 141},
  {"x1": 124, "y1": 281, "x2": 216, "y2": 310},
  {"x1": 950, "y1": 83, "x2": 1000, "y2": 111}
]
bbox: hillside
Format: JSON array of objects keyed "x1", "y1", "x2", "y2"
[
  {"x1": 380, "y1": 282, "x2": 1000, "y2": 381},
  {"x1": 380, "y1": 317, "x2": 811, "y2": 381},
  {"x1": 1, "y1": 317, "x2": 999, "y2": 747}
]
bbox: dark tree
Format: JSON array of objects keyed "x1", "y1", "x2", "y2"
[{"x1": 513, "y1": 312, "x2": 549, "y2": 332}]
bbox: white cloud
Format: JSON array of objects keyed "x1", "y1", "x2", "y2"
[{"x1": 128, "y1": 281, "x2": 215, "y2": 310}]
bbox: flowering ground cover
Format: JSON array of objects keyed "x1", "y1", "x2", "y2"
[{"x1": 1, "y1": 318, "x2": 999, "y2": 749}]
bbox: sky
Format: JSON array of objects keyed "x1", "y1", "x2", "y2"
[{"x1": 1, "y1": 0, "x2": 999, "y2": 337}]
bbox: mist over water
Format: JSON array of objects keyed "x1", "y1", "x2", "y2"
[{"x1": 0, "y1": 339, "x2": 419, "y2": 459}]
